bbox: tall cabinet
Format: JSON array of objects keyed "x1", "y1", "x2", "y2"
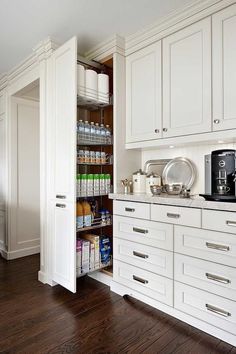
[{"x1": 48, "y1": 37, "x2": 115, "y2": 293}]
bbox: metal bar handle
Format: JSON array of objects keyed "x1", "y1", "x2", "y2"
[
  {"x1": 56, "y1": 203, "x2": 66, "y2": 208},
  {"x1": 206, "y1": 242, "x2": 230, "y2": 252},
  {"x1": 125, "y1": 207, "x2": 135, "y2": 212},
  {"x1": 226, "y1": 220, "x2": 236, "y2": 227},
  {"x1": 133, "y1": 251, "x2": 149, "y2": 259},
  {"x1": 56, "y1": 195, "x2": 66, "y2": 199},
  {"x1": 206, "y1": 304, "x2": 231, "y2": 317},
  {"x1": 205, "y1": 272, "x2": 231, "y2": 284},
  {"x1": 133, "y1": 275, "x2": 148, "y2": 284},
  {"x1": 167, "y1": 212, "x2": 180, "y2": 219},
  {"x1": 133, "y1": 227, "x2": 148, "y2": 234}
]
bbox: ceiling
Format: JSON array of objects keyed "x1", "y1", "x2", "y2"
[{"x1": 0, "y1": 0, "x2": 195, "y2": 75}]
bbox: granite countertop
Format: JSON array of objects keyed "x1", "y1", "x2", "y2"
[{"x1": 109, "y1": 193, "x2": 236, "y2": 212}]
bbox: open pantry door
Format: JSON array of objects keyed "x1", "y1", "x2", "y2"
[{"x1": 49, "y1": 37, "x2": 77, "y2": 292}]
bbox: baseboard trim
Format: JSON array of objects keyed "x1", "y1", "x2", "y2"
[
  {"x1": 38, "y1": 270, "x2": 47, "y2": 284},
  {"x1": 88, "y1": 270, "x2": 112, "y2": 287},
  {"x1": 0, "y1": 249, "x2": 8, "y2": 260},
  {"x1": 5, "y1": 246, "x2": 40, "y2": 260}
]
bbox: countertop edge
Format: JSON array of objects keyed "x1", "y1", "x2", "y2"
[{"x1": 109, "y1": 193, "x2": 236, "y2": 212}]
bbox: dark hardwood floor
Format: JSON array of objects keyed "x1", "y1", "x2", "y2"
[{"x1": 0, "y1": 254, "x2": 235, "y2": 354}]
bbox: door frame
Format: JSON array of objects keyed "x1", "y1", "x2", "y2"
[{"x1": 6, "y1": 64, "x2": 53, "y2": 283}]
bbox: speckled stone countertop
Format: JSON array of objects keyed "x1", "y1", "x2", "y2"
[{"x1": 109, "y1": 193, "x2": 236, "y2": 212}]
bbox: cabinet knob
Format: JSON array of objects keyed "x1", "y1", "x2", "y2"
[
  {"x1": 214, "y1": 119, "x2": 220, "y2": 124},
  {"x1": 163, "y1": 128, "x2": 168, "y2": 132},
  {"x1": 154, "y1": 129, "x2": 159, "y2": 133}
]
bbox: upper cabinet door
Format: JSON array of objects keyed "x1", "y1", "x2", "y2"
[
  {"x1": 126, "y1": 41, "x2": 162, "y2": 143},
  {"x1": 49, "y1": 37, "x2": 77, "y2": 293},
  {"x1": 212, "y1": 4, "x2": 236, "y2": 131},
  {"x1": 163, "y1": 18, "x2": 211, "y2": 138},
  {"x1": 50, "y1": 36, "x2": 77, "y2": 202}
]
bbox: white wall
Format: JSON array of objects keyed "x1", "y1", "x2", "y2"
[{"x1": 141, "y1": 143, "x2": 236, "y2": 195}]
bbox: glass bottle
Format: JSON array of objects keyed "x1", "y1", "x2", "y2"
[
  {"x1": 90, "y1": 122, "x2": 96, "y2": 142},
  {"x1": 84, "y1": 121, "x2": 90, "y2": 141},
  {"x1": 105, "y1": 124, "x2": 111, "y2": 144},
  {"x1": 100, "y1": 124, "x2": 106, "y2": 143},
  {"x1": 78, "y1": 120, "x2": 84, "y2": 141},
  {"x1": 95, "y1": 123, "x2": 101, "y2": 143}
]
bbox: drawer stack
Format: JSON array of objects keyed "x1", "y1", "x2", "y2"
[
  {"x1": 113, "y1": 201, "x2": 174, "y2": 306},
  {"x1": 112, "y1": 199, "x2": 236, "y2": 344},
  {"x1": 175, "y1": 209, "x2": 236, "y2": 336}
]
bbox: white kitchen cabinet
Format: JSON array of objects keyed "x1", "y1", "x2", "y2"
[
  {"x1": 212, "y1": 4, "x2": 236, "y2": 131},
  {"x1": 126, "y1": 41, "x2": 162, "y2": 143},
  {"x1": 162, "y1": 18, "x2": 211, "y2": 138},
  {"x1": 49, "y1": 37, "x2": 77, "y2": 292}
]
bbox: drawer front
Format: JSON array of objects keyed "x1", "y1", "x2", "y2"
[
  {"x1": 114, "y1": 260, "x2": 173, "y2": 306},
  {"x1": 175, "y1": 225, "x2": 236, "y2": 268},
  {"x1": 113, "y1": 200, "x2": 150, "y2": 220},
  {"x1": 151, "y1": 204, "x2": 201, "y2": 228},
  {"x1": 203, "y1": 209, "x2": 236, "y2": 234},
  {"x1": 175, "y1": 282, "x2": 236, "y2": 335},
  {"x1": 114, "y1": 238, "x2": 173, "y2": 278},
  {"x1": 175, "y1": 254, "x2": 236, "y2": 301},
  {"x1": 114, "y1": 215, "x2": 173, "y2": 251}
]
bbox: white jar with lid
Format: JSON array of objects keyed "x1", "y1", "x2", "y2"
[{"x1": 132, "y1": 169, "x2": 147, "y2": 194}]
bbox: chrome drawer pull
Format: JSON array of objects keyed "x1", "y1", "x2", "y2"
[
  {"x1": 205, "y1": 273, "x2": 231, "y2": 284},
  {"x1": 226, "y1": 220, "x2": 236, "y2": 227},
  {"x1": 133, "y1": 275, "x2": 148, "y2": 284},
  {"x1": 125, "y1": 207, "x2": 135, "y2": 212},
  {"x1": 167, "y1": 212, "x2": 180, "y2": 219},
  {"x1": 206, "y1": 242, "x2": 230, "y2": 252},
  {"x1": 56, "y1": 195, "x2": 66, "y2": 199},
  {"x1": 56, "y1": 203, "x2": 66, "y2": 208},
  {"x1": 206, "y1": 304, "x2": 231, "y2": 317},
  {"x1": 133, "y1": 251, "x2": 149, "y2": 259},
  {"x1": 133, "y1": 227, "x2": 148, "y2": 234}
]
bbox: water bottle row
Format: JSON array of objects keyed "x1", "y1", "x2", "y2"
[{"x1": 77, "y1": 120, "x2": 112, "y2": 144}]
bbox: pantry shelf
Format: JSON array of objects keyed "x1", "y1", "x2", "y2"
[
  {"x1": 76, "y1": 260, "x2": 113, "y2": 279},
  {"x1": 77, "y1": 95, "x2": 113, "y2": 111},
  {"x1": 77, "y1": 222, "x2": 112, "y2": 233},
  {"x1": 76, "y1": 194, "x2": 109, "y2": 200},
  {"x1": 77, "y1": 141, "x2": 113, "y2": 146},
  {"x1": 77, "y1": 162, "x2": 113, "y2": 166}
]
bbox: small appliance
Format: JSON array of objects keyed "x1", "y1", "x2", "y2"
[{"x1": 200, "y1": 149, "x2": 236, "y2": 202}]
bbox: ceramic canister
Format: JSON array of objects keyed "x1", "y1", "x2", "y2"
[{"x1": 132, "y1": 169, "x2": 147, "y2": 194}]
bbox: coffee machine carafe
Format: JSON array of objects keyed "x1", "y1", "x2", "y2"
[{"x1": 200, "y1": 149, "x2": 236, "y2": 202}]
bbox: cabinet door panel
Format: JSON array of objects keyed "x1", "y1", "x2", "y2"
[
  {"x1": 213, "y1": 4, "x2": 236, "y2": 130},
  {"x1": 50, "y1": 37, "x2": 77, "y2": 202},
  {"x1": 52, "y1": 201, "x2": 76, "y2": 292},
  {"x1": 126, "y1": 41, "x2": 162, "y2": 143},
  {"x1": 163, "y1": 18, "x2": 211, "y2": 137},
  {"x1": 49, "y1": 37, "x2": 77, "y2": 292}
]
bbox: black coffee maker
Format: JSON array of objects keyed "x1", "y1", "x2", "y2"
[{"x1": 200, "y1": 149, "x2": 236, "y2": 202}]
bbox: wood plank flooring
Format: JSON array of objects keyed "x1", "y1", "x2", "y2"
[{"x1": 0, "y1": 254, "x2": 234, "y2": 354}]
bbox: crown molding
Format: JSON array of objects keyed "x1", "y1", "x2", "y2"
[
  {"x1": 0, "y1": 37, "x2": 58, "y2": 91},
  {"x1": 85, "y1": 34, "x2": 125, "y2": 61},
  {"x1": 33, "y1": 36, "x2": 59, "y2": 60},
  {"x1": 125, "y1": 0, "x2": 236, "y2": 55},
  {"x1": 0, "y1": 75, "x2": 8, "y2": 91}
]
